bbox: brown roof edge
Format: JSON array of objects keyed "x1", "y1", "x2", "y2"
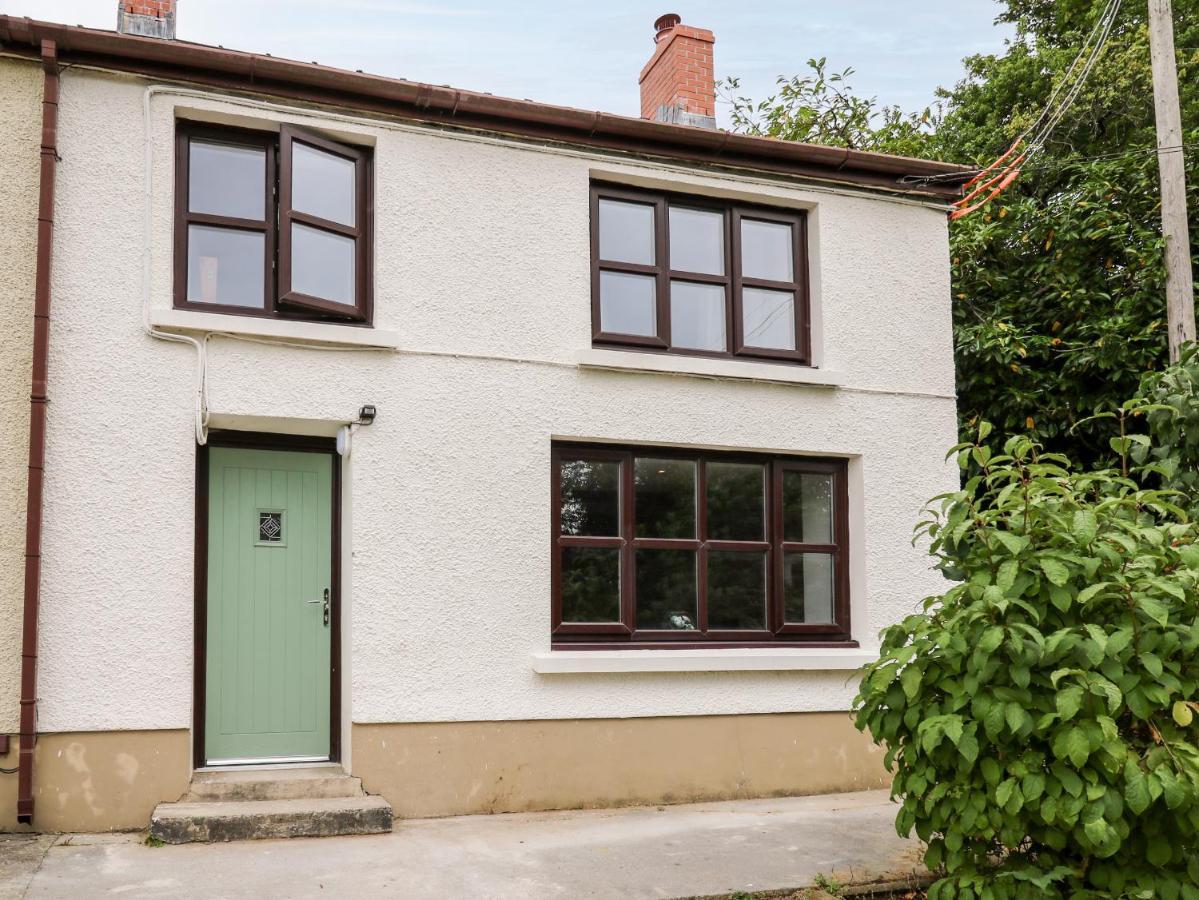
[{"x1": 0, "y1": 16, "x2": 970, "y2": 200}]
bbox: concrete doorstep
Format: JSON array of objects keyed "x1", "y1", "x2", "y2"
[{"x1": 12, "y1": 789, "x2": 924, "y2": 900}]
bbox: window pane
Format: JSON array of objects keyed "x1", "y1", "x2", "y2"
[
  {"x1": 635, "y1": 549, "x2": 697, "y2": 630},
  {"x1": 598, "y1": 199, "x2": 655, "y2": 265},
  {"x1": 783, "y1": 552, "x2": 835, "y2": 624},
  {"x1": 671, "y1": 281, "x2": 725, "y2": 351},
  {"x1": 189, "y1": 140, "x2": 265, "y2": 220},
  {"x1": 707, "y1": 462, "x2": 764, "y2": 541},
  {"x1": 708, "y1": 551, "x2": 766, "y2": 629},
  {"x1": 782, "y1": 471, "x2": 834, "y2": 543},
  {"x1": 741, "y1": 219, "x2": 794, "y2": 281},
  {"x1": 292, "y1": 223, "x2": 355, "y2": 306},
  {"x1": 186, "y1": 224, "x2": 264, "y2": 308},
  {"x1": 599, "y1": 271, "x2": 656, "y2": 336},
  {"x1": 635, "y1": 458, "x2": 695, "y2": 538},
  {"x1": 559, "y1": 459, "x2": 620, "y2": 536},
  {"x1": 742, "y1": 287, "x2": 796, "y2": 350},
  {"x1": 293, "y1": 142, "x2": 356, "y2": 227},
  {"x1": 561, "y1": 547, "x2": 620, "y2": 623},
  {"x1": 669, "y1": 207, "x2": 724, "y2": 275}
]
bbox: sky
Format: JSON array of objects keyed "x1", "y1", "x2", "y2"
[{"x1": 3, "y1": 1, "x2": 1015, "y2": 126}]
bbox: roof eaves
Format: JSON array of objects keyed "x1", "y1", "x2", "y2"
[{"x1": 0, "y1": 16, "x2": 970, "y2": 199}]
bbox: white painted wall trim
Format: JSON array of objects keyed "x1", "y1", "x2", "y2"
[
  {"x1": 574, "y1": 348, "x2": 845, "y2": 387},
  {"x1": 531, "y1": 647, "x2": 877, "y2": 674},
  {"x1": 149, "y1": 308, "x2": 400, "y2": 350}
]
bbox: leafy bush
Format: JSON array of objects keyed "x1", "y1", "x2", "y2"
[
  {"x1": 1126, "y1": 343, "x2": 1199, "y2": 506},
  {"x1": 854, "y1": 423, "x2": 1199, "y2": 898}
]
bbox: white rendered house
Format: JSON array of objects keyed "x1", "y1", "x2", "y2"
[{"x1": 0, "y1": 4, "x2": 964, "y2": 834}]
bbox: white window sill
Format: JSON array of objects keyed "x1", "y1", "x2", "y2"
[
  {"x1": 575, "y1": 348, "x2": 844, "y2": 387},
  {"x1": 531, "y1": 647, "x2": 876, "y2": 674},
  {"x1": 148, "y1": 308, "x2": 399, "y2": 350}
]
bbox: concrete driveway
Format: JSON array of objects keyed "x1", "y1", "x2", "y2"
[{"x1": 6, "y1": 790, "x2": 923, "y2": 899}]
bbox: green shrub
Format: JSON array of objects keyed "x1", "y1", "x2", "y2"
[
  {"x1": 853, "y1": 424, "x2": 1199, "y2": 898},
  {"x1": 1126, "y1": 343, "x2": 1199, "y2": 507}
]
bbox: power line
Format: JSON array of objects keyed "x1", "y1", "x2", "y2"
[
  {"x1": 902, "y1": 0, "x2": 1125, "y2": 204},
  {"x1": 908, "y1": 142, "x2": 1195, "y2": 187}
]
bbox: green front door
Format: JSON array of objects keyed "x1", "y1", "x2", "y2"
[{"x1": 204, "y1": 446, "x2": 333, "y2": 764}]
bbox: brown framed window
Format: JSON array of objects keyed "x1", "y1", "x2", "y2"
[
  {"x1": 551, "y1": 444, "x2": 851, "y2": 648},
  {"x1": 174, "y1": 123, "x2": 372, "y2": 323},
  {"x1": 589, "y1": 183, "x2": 810, "y2": 364}
]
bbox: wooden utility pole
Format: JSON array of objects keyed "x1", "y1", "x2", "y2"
[{"x1": 1148, "y1": 0, "x2": 1196, "y2": 360}]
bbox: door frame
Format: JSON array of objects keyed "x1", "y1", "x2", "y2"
[{"x1": 193, "y1": 430, "x2": 342, "y2": 768}]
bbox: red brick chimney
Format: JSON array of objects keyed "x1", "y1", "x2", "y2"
[
  {"x1": 639, "y1": 13, "x2": 716, "y2": 129},
  {"x1": 117, "y1": 0, "x2": 176, "y2": 39}
]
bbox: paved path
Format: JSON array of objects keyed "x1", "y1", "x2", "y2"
[{"x1": 12, "y1": 790, "x2": 922, "y2": 899}]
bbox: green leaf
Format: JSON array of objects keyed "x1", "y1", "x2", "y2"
[
  {"x1": 1005, "y1": 702, "x2": 1029, "y2": 736},
  {"x1": 1056, "y1": 686, "x2": 1085, "y2": 721},
  {"x1": 1072, "y1": 509, "x2": 1097, "y2": 544},
  {"x1": 994, "y1": 531, "x2": 1029, "y2": 557},
  {"x1": 1077, "y1": 582, "x2": 1110, "y2": 604},
  {"x1": 980, "y1": 757, "x2": 1001, "y2": 787},
  {"x1": 1039, "y1": 557, "x2": 1070, "y2": 586},
  {"x1": 996, "y1": 777, "x2": 1017, "y2": 807},
  {"x1": 1142, "y1": 653, "x2": 1163, "y2": 678},
  {"x1": 901, "y1": 665, "x2": 921, "y2": 700},
  {"x1": 1054, "y1": 727, "x2": 1091, "y2": 768},
  {"x1": 958, "y1": 731, "x2": 979, "y2": 765},
  {"x1": 1124, "y1": 759, "x2": 1151, "y2": 815},
  {"x1": 1138, "y1": 597, "x2": 1170, "y2": 627},
  {"x1": 1179, "y1": 545, "x2": 1199, "y2": 569},
  {"x1": 979, "y1": 626, "x2": 1005, "y2": 654},
  {"x1": 1148, "y1": 836, "x2": 1174, "y2": 866},
  {"x1": 1174, "y1": 701, "x2": 1194, "y2": 727},
  {"x1": 983, "y1": 703, "x2": 1006, "y2": 741},
  {"x1": 997, "y1": 558, "x2": 1019, "y2": 595},
  {"x1": 1022, "y1": 772, "x2": 1046, "y2": 802}
]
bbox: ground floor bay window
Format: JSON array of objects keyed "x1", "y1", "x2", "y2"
[{"x1": 551, "y1": 444, "x2": 851, "y2": 648}]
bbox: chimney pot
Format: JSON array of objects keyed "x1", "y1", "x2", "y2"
[
  {"x1": 654, "y1": 13, "x2": 681, "y2": 40},
  {"x1": 117, "y1": 0, "x2": 177, "y2": 40},
  {"x1": 639, "y1": 14, "x2": 716, "y2": 129}
]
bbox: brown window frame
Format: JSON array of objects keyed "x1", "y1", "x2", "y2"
[
  {"x1": 173, "y1": 122, "x2": 374, "y2": 325},
  {"x1": 550, "y1": 444, "x2": 853, "y2": 649},
  {"x1": 589, "y1": 183, "x2": 811, "y2": 365}
]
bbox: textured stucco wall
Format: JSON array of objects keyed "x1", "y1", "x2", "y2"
[
  {"x1": 0, "y1": 57, "x2": 43, "y2": 736},
  {"x1": 32, "y1": 70, "x2": 959, "y2": 736}
]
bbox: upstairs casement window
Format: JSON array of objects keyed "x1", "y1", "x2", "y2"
[
  {"x1": 174, "y1": 123, "x2": 372, "y2": 323},
  {"x1": 590, "y1": 184, "x2": 810, "y2": 364},
  {"x1": 551, "y1": 445, "x2": 851, "y2": 648}
]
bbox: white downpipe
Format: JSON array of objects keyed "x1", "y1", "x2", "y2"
[{"x1": 142, "y1": 85, "x2": 210, "y2": 446}]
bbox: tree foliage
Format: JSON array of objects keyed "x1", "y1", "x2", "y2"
[
  {"x1": 1126, "y1": 343, "x2": 1199, "y2": 505},
  {"x1": 854, "y1": 422, "x2": 1199, "y2": 897},
  {"x1": 721, "y1": 0, "x2": 1199, "y2": 467},
  {"x1": 719, "y1": 58, "x2": 937, "y2": 158}
]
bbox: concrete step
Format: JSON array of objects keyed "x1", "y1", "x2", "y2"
[
  {"x1": 186, "y1": 766, "x2": 365, "y2": 802},
  {"x1": 149, "y1": 795, "x2": 393, "y2": 844}
]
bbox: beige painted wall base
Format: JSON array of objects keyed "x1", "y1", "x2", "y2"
[
  {"x1": 0, "y1": 731, "x2": 191, "y2": 833},
  {"x1": 352, "y1": 712, "x2": 888, "y2": 819},
  {"x1": 1, "y1": 716, "x2": 886, "y2": 831}
]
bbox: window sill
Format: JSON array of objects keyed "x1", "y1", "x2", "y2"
[
  {"x1": 575, "y1": 348, "x2": 845, "y2": 387},
  {"x1": 531, "y1": 647, "x2": 876, "y2": 674},
  {"x1": 149, "y1": 309, "x2": 399, "y2": 350}
]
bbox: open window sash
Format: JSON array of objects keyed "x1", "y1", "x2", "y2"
[{"x1": 278, "y1": 125, "x2": 371, "y2": 321}]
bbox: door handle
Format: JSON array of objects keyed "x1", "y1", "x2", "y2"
[{"x1": 308, "y1": 589, "x2": 331, "y2": 627}]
